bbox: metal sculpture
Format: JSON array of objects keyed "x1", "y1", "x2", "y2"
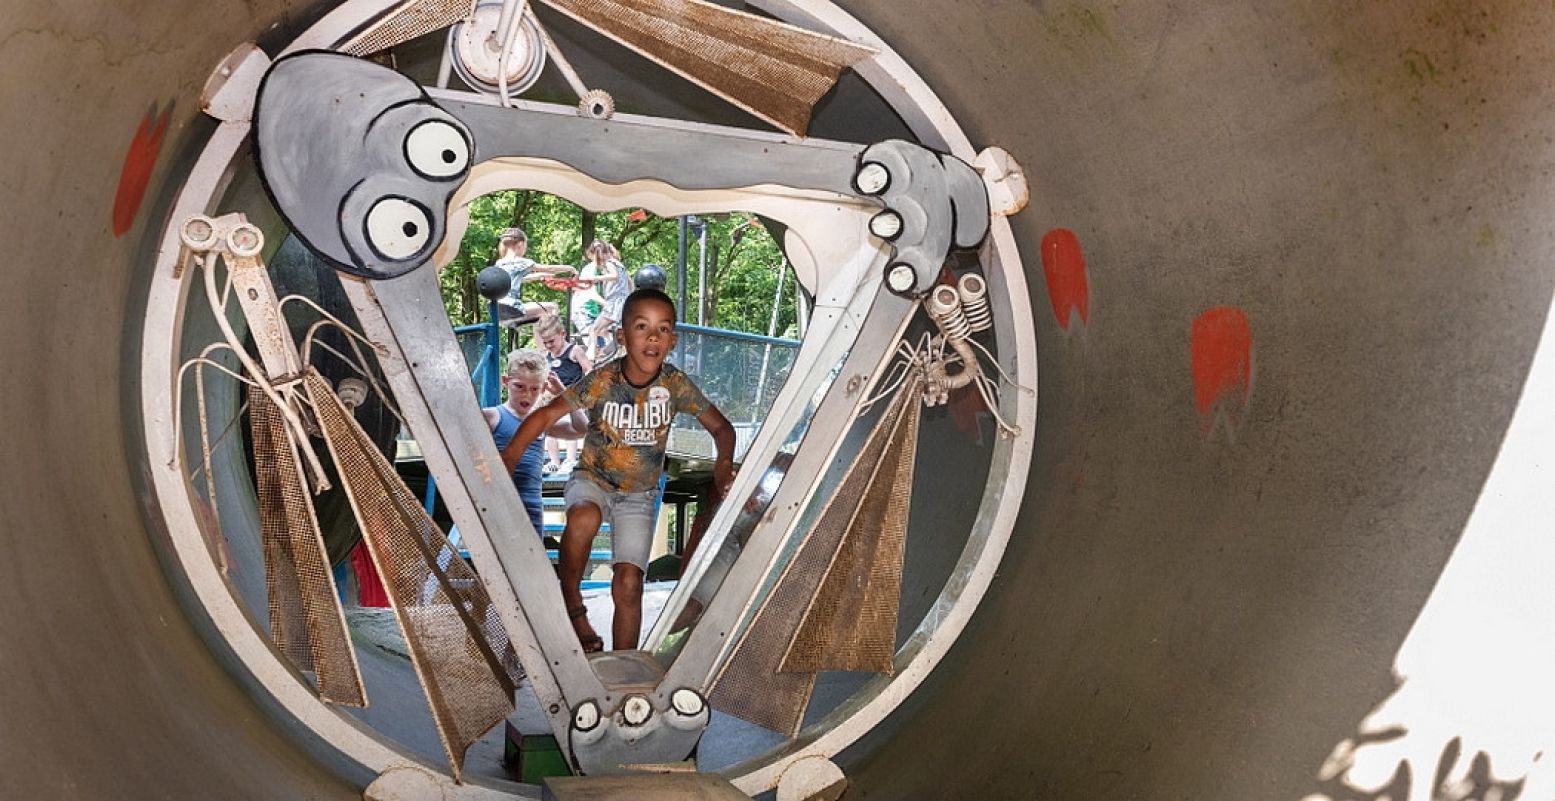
[{"x1": 248, "y1": 46, "x2": 995, "y2": 773}]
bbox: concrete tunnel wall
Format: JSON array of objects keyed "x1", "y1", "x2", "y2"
[{"x1": 2, "y1": 1, "x2": 1553, "y2": 799}]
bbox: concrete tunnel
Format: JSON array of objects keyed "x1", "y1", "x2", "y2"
[{"x1": 3, "y1": 0, "x2": 1554, "y2": 798}]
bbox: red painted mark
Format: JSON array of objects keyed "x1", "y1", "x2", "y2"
[
  {"x1": 112, "y1": 103, "x2": 173, "y2": 237},
  {"x1": 1191, "y1": 306, "x2": 1253, "y2": 437},
  {"x1": 1040, "y1": 228, "x2": 1090, "y2": 330}
]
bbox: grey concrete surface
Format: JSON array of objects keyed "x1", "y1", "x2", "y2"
[{"x1": 2, "y1": 1, "x2": 1552, "y2": 800}]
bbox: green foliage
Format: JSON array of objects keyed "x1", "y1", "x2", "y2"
[{"x1": 439, "y1": 190, "x2": 798, "y2": 338}]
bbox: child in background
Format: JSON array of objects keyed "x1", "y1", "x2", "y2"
[
  {"x1": 582, "y1": 240, "x2": 631, "y2": 360},
  {"x1": 492, "y1": 227, "x2": 575, "y2": 326},
  {"x1": 484, "y1": 349, "x2": 587, "y2": 538},
  {"x1": 502, "y1": 289, "x2": 734, "y2": 652},
  {"x1": 533, "y1": 314, "x2": 592, "y2": 474}
]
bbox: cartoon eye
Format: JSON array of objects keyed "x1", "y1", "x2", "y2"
[
  {"x1": 364, "y1": 197, "x2": 431, "y2": 261},
  {"x1": 404, "y1": 119, "x2": 470, "y2": 179}
]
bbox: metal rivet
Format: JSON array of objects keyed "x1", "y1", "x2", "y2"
[
  {"x1": 887, "y1": 263, "x2": 916, "y2": 293},
  {"x1": 228, "y1": 223, "x2": 263, "y2": 257},
  {"x1": 180, "y1": 216, "x2": 217, "y2": 250}
]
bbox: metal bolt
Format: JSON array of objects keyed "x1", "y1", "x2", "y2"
[
  {"x1": 228, "y1": 223, "x2": 263, "y2": 257},
  {"x1": 180, "y1": 216, "x2": 217, "y2": 251}
]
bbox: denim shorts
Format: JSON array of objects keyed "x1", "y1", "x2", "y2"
[{"x1": 563, "y1": 474, "x2": 659, "y2": 570}]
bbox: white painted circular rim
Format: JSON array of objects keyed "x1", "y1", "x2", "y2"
[{"x1": 135, "y1": 1, "x2": 1036, "y2": 796}]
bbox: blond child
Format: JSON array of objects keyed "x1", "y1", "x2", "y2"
[
  {"x1": 483, "y1": 349, "x2": 586, "y2": 534},
  {"x1": 533, "y1": 314, "x2": 592, "y2": 474}
]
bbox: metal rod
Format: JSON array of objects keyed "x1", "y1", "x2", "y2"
[
  {"x1": 697, "y1": 222, "x2": 707, "y2": 327},
  {"x1": 483, "y1": 297, "x2": 503, "y2": 406},
  {"x1": 677, "y1": 216, "x2": 688, "y2": 322},
  {"x1": 754, "y1": 263, "x2": 787, "y2": 423}
]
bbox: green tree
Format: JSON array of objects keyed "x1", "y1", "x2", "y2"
[{"x1": 440, "y1": 191, "x2": 797, "y2": 338}]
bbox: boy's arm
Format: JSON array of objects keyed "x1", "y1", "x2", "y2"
[
  {"x1": 538, "y1": 374, "x2": 589, "y2": 438},
  {"x1": 501, "y1": 397, "x2": 570, "y2": 474},
  {"x1": 572, "y1": 346, "x2": 594, "y2": 374},
  {"x1": 546, "y1": 409, "x2": 588, "y2": 439},
  {"x1": 514, "y1": 262, "x2": 575, "y2": 280},
  {"x1": 697, "y1": 404, "x2": 737, "y2": 499}
]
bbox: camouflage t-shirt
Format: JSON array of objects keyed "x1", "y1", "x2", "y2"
[{"x1": 561, "y1": 360, "x2": 712, "y2": 492}]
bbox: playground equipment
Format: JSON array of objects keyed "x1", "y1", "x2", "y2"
[{"x1": 5, "y1": 1, "x2": 1555, "y2": 800}]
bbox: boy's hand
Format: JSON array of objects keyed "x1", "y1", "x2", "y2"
[
  {"x1": 714, "y1": 458, "x2": 736, "y2": 500},
  {"x1": 545, "y1": 372, "x2": 565, "y2": 398}
]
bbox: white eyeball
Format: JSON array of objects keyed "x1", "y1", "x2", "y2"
[
  {"x1": 854, "y1": 161, "x2": 891, "y2": 195},
  {"x1": 404, "y1": 119, "x2": 469, "y2": 179},
  {"x1": 575, "y1": 701, "x2": 601, "y2": 731},
  {"x1": 364, "y1": 197, "x2": 431, "y2": 261}
]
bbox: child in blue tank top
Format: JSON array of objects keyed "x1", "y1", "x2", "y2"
[{"x1": 483, "y1": 349, "x2": 586, "y2": 535}]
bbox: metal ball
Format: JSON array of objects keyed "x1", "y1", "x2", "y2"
[{"x1": 476, "y1": 265, "x2": 513, "y2": 301}]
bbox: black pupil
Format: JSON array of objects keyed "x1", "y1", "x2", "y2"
[
  {"x1": 402, "y1": 221, "x2": 418, "y2": 237},
  {"x1": 441, "y1": 149, "x2": 456, "y2": 164}
]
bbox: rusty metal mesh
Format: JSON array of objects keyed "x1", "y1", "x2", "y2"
[
  {"x1": 306, "y1": 371, "x2": 517, "y2": 779},
  {"x1": 782, "y1": 383, "x2": 919, "y2": 674},
  {"x1": 343, "y1": 0, "x2": 475, "y2": 56},
  {"x1": 251, "y1": 386, "x2": 367, "y2": 707},
  {"x1": 538, "y1": 0, "x2": 874, "y2": 136},
  {"x1": 708, "y1": 377, "x2": 920, "y2": 735}
]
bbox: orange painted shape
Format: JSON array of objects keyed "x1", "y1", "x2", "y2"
[
  {"x1": 112, "y1": 103, "x2": 172, "y2": 237},
  {"x1": 1040, "y1": 228, "x2": 1090, "y2": 330},
  {"x1": 1191, "y1": 306, "x2": 1253, "y2": 420}
]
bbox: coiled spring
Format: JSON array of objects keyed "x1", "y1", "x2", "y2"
[
  {"x1": 957, "y1": 273, "x2": 993, "y2": 333},
  {"x1": 926, "y1": 284, "x2": 972, "y2": 341}
]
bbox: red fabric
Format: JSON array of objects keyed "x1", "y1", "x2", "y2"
[{"x1": 351, "y1": 542, "x2": 390, "y2": 608}]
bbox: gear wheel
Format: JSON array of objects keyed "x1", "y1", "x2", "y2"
[{"x1": 578, "y1": 89, "x2": 615, "y2": 119}]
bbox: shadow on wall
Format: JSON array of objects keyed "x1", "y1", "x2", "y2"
[
  {"x1": 1314, "y1": 729, "x2": 1529, "y2": 801},
  {"x1": 1304, "y1": 288, "x2": 1555, "y2": 801}
]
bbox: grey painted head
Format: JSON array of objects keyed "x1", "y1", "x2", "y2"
[{"x1": 255, "y1": 51, "x2": 472, "y2": 279}]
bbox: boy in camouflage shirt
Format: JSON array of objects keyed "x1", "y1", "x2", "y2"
[{"x1": 503, "y1": 289, "x2": 734, "y2": 651}]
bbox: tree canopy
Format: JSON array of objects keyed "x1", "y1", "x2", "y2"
[{"x1": 438, "y1": 190, "x2": 799, "y2": 340}]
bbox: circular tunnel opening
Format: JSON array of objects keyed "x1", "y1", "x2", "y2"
[{"x1": 134, "y1": 0, "x2": 1036, "y2": 795}]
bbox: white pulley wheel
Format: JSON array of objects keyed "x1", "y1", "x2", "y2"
[{"x1": 448, "y1": 2, "x2": 547, "y2": 97}]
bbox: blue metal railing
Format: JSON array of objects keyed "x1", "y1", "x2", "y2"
[
  {"x1": 673, "y1": 322, "x2": 799, "y2": 348},
  {"x1": 666, "y1": 323, "x2": 800, "y2": 460},
  {"x1": 452, "y1": 297, "x2": 505, "y2": 409}
]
